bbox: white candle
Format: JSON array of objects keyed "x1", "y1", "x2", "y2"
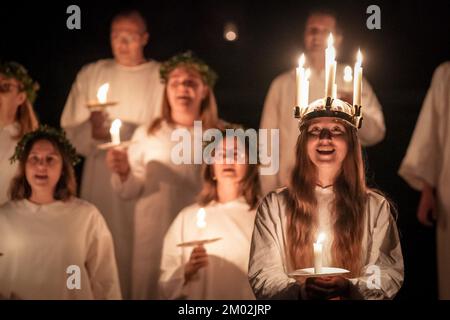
[
  {"x1": 196, "y1": 207, "x2": 207, "y2": 239},
  {"x1": 296, "y1": 54, "x2": 305, "y2": 107},
  {"x1": 301, "y1": 68, "x2": 311, "y2": 108},
  {"x1": 313, "y1": 232, "x2": 326, "y2": 274},
  {"x1": 97, "y1": 83, "x2": 110, "y2": 104},
  {"x1": 353, "y1": 50, "x2": 363, "y2": 106},
  {"x1": 110, "y1": 119, "x2": 122, "y2": 144},
  {"x1": 325, "y1": 34, "x2": 336, "y2": 98},
  {"x1": 343, "y1": 65, "x2": 353, "y2": 92}
]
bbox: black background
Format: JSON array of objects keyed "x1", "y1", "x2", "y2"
[{"x1": 2, "y1": 0, "x2": 450, "y2": 300}]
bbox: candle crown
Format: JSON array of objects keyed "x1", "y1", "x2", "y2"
[{"x1": 294, "y1": 97, "x2": 363, "y2": 129}]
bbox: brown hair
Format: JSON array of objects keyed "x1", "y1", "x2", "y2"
[
  {"x1": 111, "y1": 9, "x2": 148, "y2": 33},
  {"x1": 9, "y1": 137, "x2": 77, "y2": 201},
  {"x1": 198, "y1": 128, "x2": 261, "y2": 210},
  {"x1": 286, "y1": 120, "x2": 366, "y2": 276},
  {"x1": 148, "y1": 66, "x2": 219, "y2": 134},
  {"x1": 14, "y1": 99, "x2": 39, "y2": 139}
]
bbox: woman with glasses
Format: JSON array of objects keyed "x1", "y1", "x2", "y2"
[{"x1": 0, "y1": 61, "x2": 39, "y2": 205}]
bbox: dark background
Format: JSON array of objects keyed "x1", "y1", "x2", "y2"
[{"x1": 2, "y1": 0, "x2": 450, "y2": 299}]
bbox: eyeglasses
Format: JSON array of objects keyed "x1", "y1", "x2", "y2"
[{"x1": 0, "y1": 82, "x2": 22, "y2": 93}]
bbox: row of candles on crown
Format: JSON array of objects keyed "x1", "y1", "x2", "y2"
[{"x1": 296, "y1": 33, "x2": 363, "y2": 108}]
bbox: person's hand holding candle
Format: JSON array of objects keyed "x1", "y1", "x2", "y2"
[
  {"x1": 304, "y1": 276, "x2": 350, "y2": 300},
  {"x1": 184, "y1": 244, "x2": 209, "y2": 284},
  {"x1": 106, "y1": 147, "x2": 130, "y2": 182}
]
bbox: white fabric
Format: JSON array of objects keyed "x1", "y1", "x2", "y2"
[
  {"x1": 259, "y1": 65, "x2": 386, "y2": 195},
  {"x1": 399, "y1": 62, "x2": 450, "y2": 299},
  {"x1": 60, "y1": 59, "x2": 164, "y2": 299},
  {"x1": 0, "y1": 123, "x2": 20, "y2": 205},
  {"x1": 248, "y1": 187, "x2": 404, "y2": 300},
  {"x1": 159, "y1": 198, "x2": 256, "y2": 300},
  {"x1": 111, "y1": 121, "x2": 202, "y2": 299},
  {"x1": 0, "y1": 197, "x2": 121, "y2": 300}
]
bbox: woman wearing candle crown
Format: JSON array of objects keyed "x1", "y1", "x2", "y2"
[
  {"x1": 106, "y1": 51, "x2": 220, "y2": 299},
  {"x1": 248, "y1": 98, "x2": 404, "y2": 300},
  {"x1": 158, "y1": 124, "x2": 260, "y2": 299},
  {"x1": 0, "y1": 126, "x2": 121, "y2": 299},
  {"x1": 0, "y1": 61, "x2": 39, "y2": 205}
]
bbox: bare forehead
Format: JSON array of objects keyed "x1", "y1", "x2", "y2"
[
  {"x1": 305, "y1": 14, "x2": 337, "y2": 30},
  {"x1": 0, "y1": 74, "x2": 18, "y2": 83},
  {"x1": 168, "y1": 67, "x2": 202, "y2": 80},
  {"x1": 29, "y1": 140, "x2": 60, "y2": 154}
]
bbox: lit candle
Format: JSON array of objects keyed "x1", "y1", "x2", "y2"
[
  {"x1": 353, "y1": 50, "x2": 363, "y2": 106},
  {"x1": 110, "y1": 119, "x2": 122, "y2": 144},
  {"x1": 343, "y1": 65, "x2": 353, "y2": 92},
  {"x1": 296, "y1": 54, "x2": 306, "y2": 107},
  {"x1": 196, "y1": 208, "x2": 207, "y2": 239},
  {"x1": 301, "y1": 68, "x2": 311, "y2": 108},
  {"x1": 325, "y1": 34, "x2": 336, "y2": 98},
  {"x1": 313, "y1": 232, "x2": 326, "y2": 274},
  {"x1": 97, "y1": 83, "x2": 110, "y2": 104}
]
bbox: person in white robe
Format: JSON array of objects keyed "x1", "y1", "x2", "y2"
[
  {"x1": 60, "y1": 10, "x2": 164, "y2": 298},
  {"x1": 399, "y1": 62, "x2": 450, "y2": 299},
  {"x1": 159, "y1": 128, "x2": 260, "y2": 300},
  {"x1": 0, "y1": 61, "x2": 39, "y2": 205},
  {"x1": 250, "y1": 105, "x2": 403, "y2": 299},
  {"x1": 0, "y1": 127, "x2": 121, "y2": 299},
  {"x1": 106, "y1": 52, "x2": 220, "y2": 299},
  {"x1": 259, "y1": 10, "x2": 385, "y2": 195}
]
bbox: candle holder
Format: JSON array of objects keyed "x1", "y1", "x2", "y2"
[
  {"x1": 294, "y1": 97, "x2": 363, "y2": 130},
  {"x1": 176, "y1": 237, "x2": 222, "y2": 248},
  {"x1": 97, "y1": 140, "x2": 134, "y2": 150},
  {"x1": 86, "y1": 101, "x2": 118, "y2": 112},
  {"x1": 289, "y1": 267, "x2": 350, "y2": 279}
]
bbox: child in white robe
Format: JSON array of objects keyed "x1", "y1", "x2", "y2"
[
  {"x1": 0, "y1": 126, "x2": 121, "y2": 299},
  {"x1": 106, "y1": 52, "x2": 220, "y2": 299},
  {"x1": 159, "y1": 127, "x2": 260, "y2": 299}
]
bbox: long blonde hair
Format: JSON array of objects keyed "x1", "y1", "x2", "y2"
[{"x1": 286, "y1": 120, "x2": 366, "y2": 276}]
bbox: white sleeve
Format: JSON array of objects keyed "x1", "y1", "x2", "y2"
[
  {"x1": 85, "y1": 208, "x2": 122, "y2": 300},
  {"x1": 158, "y1": 212, "x2": 190, "y2": 299},
  {"x1": 248, "y1": 194, "x2": 302, "y2": 299},
  {"x1": 259, "y1": 78, "x2": 282, "y2": 195},
  {"x1": 398, "y1": 64, "x2": 448, "y2": 190},
  {"x1": 348, "y1": 200, "x2": 404, "y2": 299},
  {"x1": 357, "y1": 78, "x2": 386, "y2": 146}
]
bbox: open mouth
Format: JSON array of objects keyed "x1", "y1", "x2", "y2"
[
  {"x1": 34, "y1": 174, "x2": 49, "y2": 181},
  {"x1": 316, "y1": 149, "x2": 335, "y2": 155},
  {"x1": 222, "y1": 168, "x2": 236, "y2": 173}
]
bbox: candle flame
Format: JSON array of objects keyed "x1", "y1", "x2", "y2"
[
  {"x1": 327, "y1": 33, "x2": 334, "y2": 47},
  {"x1": 305, "y1": 68, "x2": 311, "y2": 80},
  {"x1": 357, "y1": 49, "x2": 363, "y2": 65},
  {"x1": 316, "y1": 232, "x2": 326, "y2": 244},
  {"x1": 298, "y1": 53, "x2": 305, "y2": 67},
  {"x1": 344, "y1": 66, "x2": 353, "y2": 82},
  {"x1": 196, "y1": 208, "x2": 207, "y2": 229},
  {"x1": 97, "y1": 83, "x2": 109, "y2": 104},
  {"x1": 110, "y1": 119, "x2": 122, "y2": 135}
]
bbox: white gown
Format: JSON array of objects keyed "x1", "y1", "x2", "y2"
[
  {"x1": 249, "y1": 187, "x2": 404, "y2": 300},
  {"x1": 259, "y1": 65, "x2": 386, "y2": 195},
  {"x1": 60, "y1": 59, "x2": 164, "y2": 298},
  {"x1": 111, "y1": 121, "x2": 202, "y2": 299},
  {"x1": 399, "y1": 62, "x2": 450, "y2": 299},
  {"x1": 159, "y1": 198, "x2": 256, "y2": 300},
  {"x1": 0, "y1": 197, "x2": 121, "y2": 299},
  {"x1": 0, "y1": 123, "x2": 20, "y2": 205}
]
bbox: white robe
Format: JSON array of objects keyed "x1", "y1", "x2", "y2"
[
  {"x1": 0, "y1": 123, "x2": 20, "y2": 205},
  {"x1": 399, "y1": 62, "x2": 450, "y2": 299},
  {"x1": 159, "y1": 198, "x2": 256, "y2": 300},
  {"x1": 259, "y1": 65, "x2": 386, "y2": 195},
  {"x1": 0, "y1": 197, "x2": 121, "y2": 299},
  {"x1": 249, "y1": 187, "x2": 404, "y2": 300},
  {"x1": 111, "y1": 121, "x2": 202, "y2": 299},
  {"x1": 60, "y1": 59, "x2": 164, "y2": 299}
]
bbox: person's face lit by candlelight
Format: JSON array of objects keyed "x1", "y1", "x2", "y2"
[
  {"x1": 25, "y1": 140, "x2": 63, "y2": 200},
  {"x1": 306, "y1": 117, "x2": 348, "y2": 173},
  {"x1": 213, "y1": 137, "x2": 248, "y2": 185},
  {"x1": 304, "y1": 13, "x2": 342, "y2": 70},
  {"x1": 166, "y1": 67, "x2": 208, "y2": 124},
  {"x1": 110, "y1": 16, "x2": 148, "y2": 67}
]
